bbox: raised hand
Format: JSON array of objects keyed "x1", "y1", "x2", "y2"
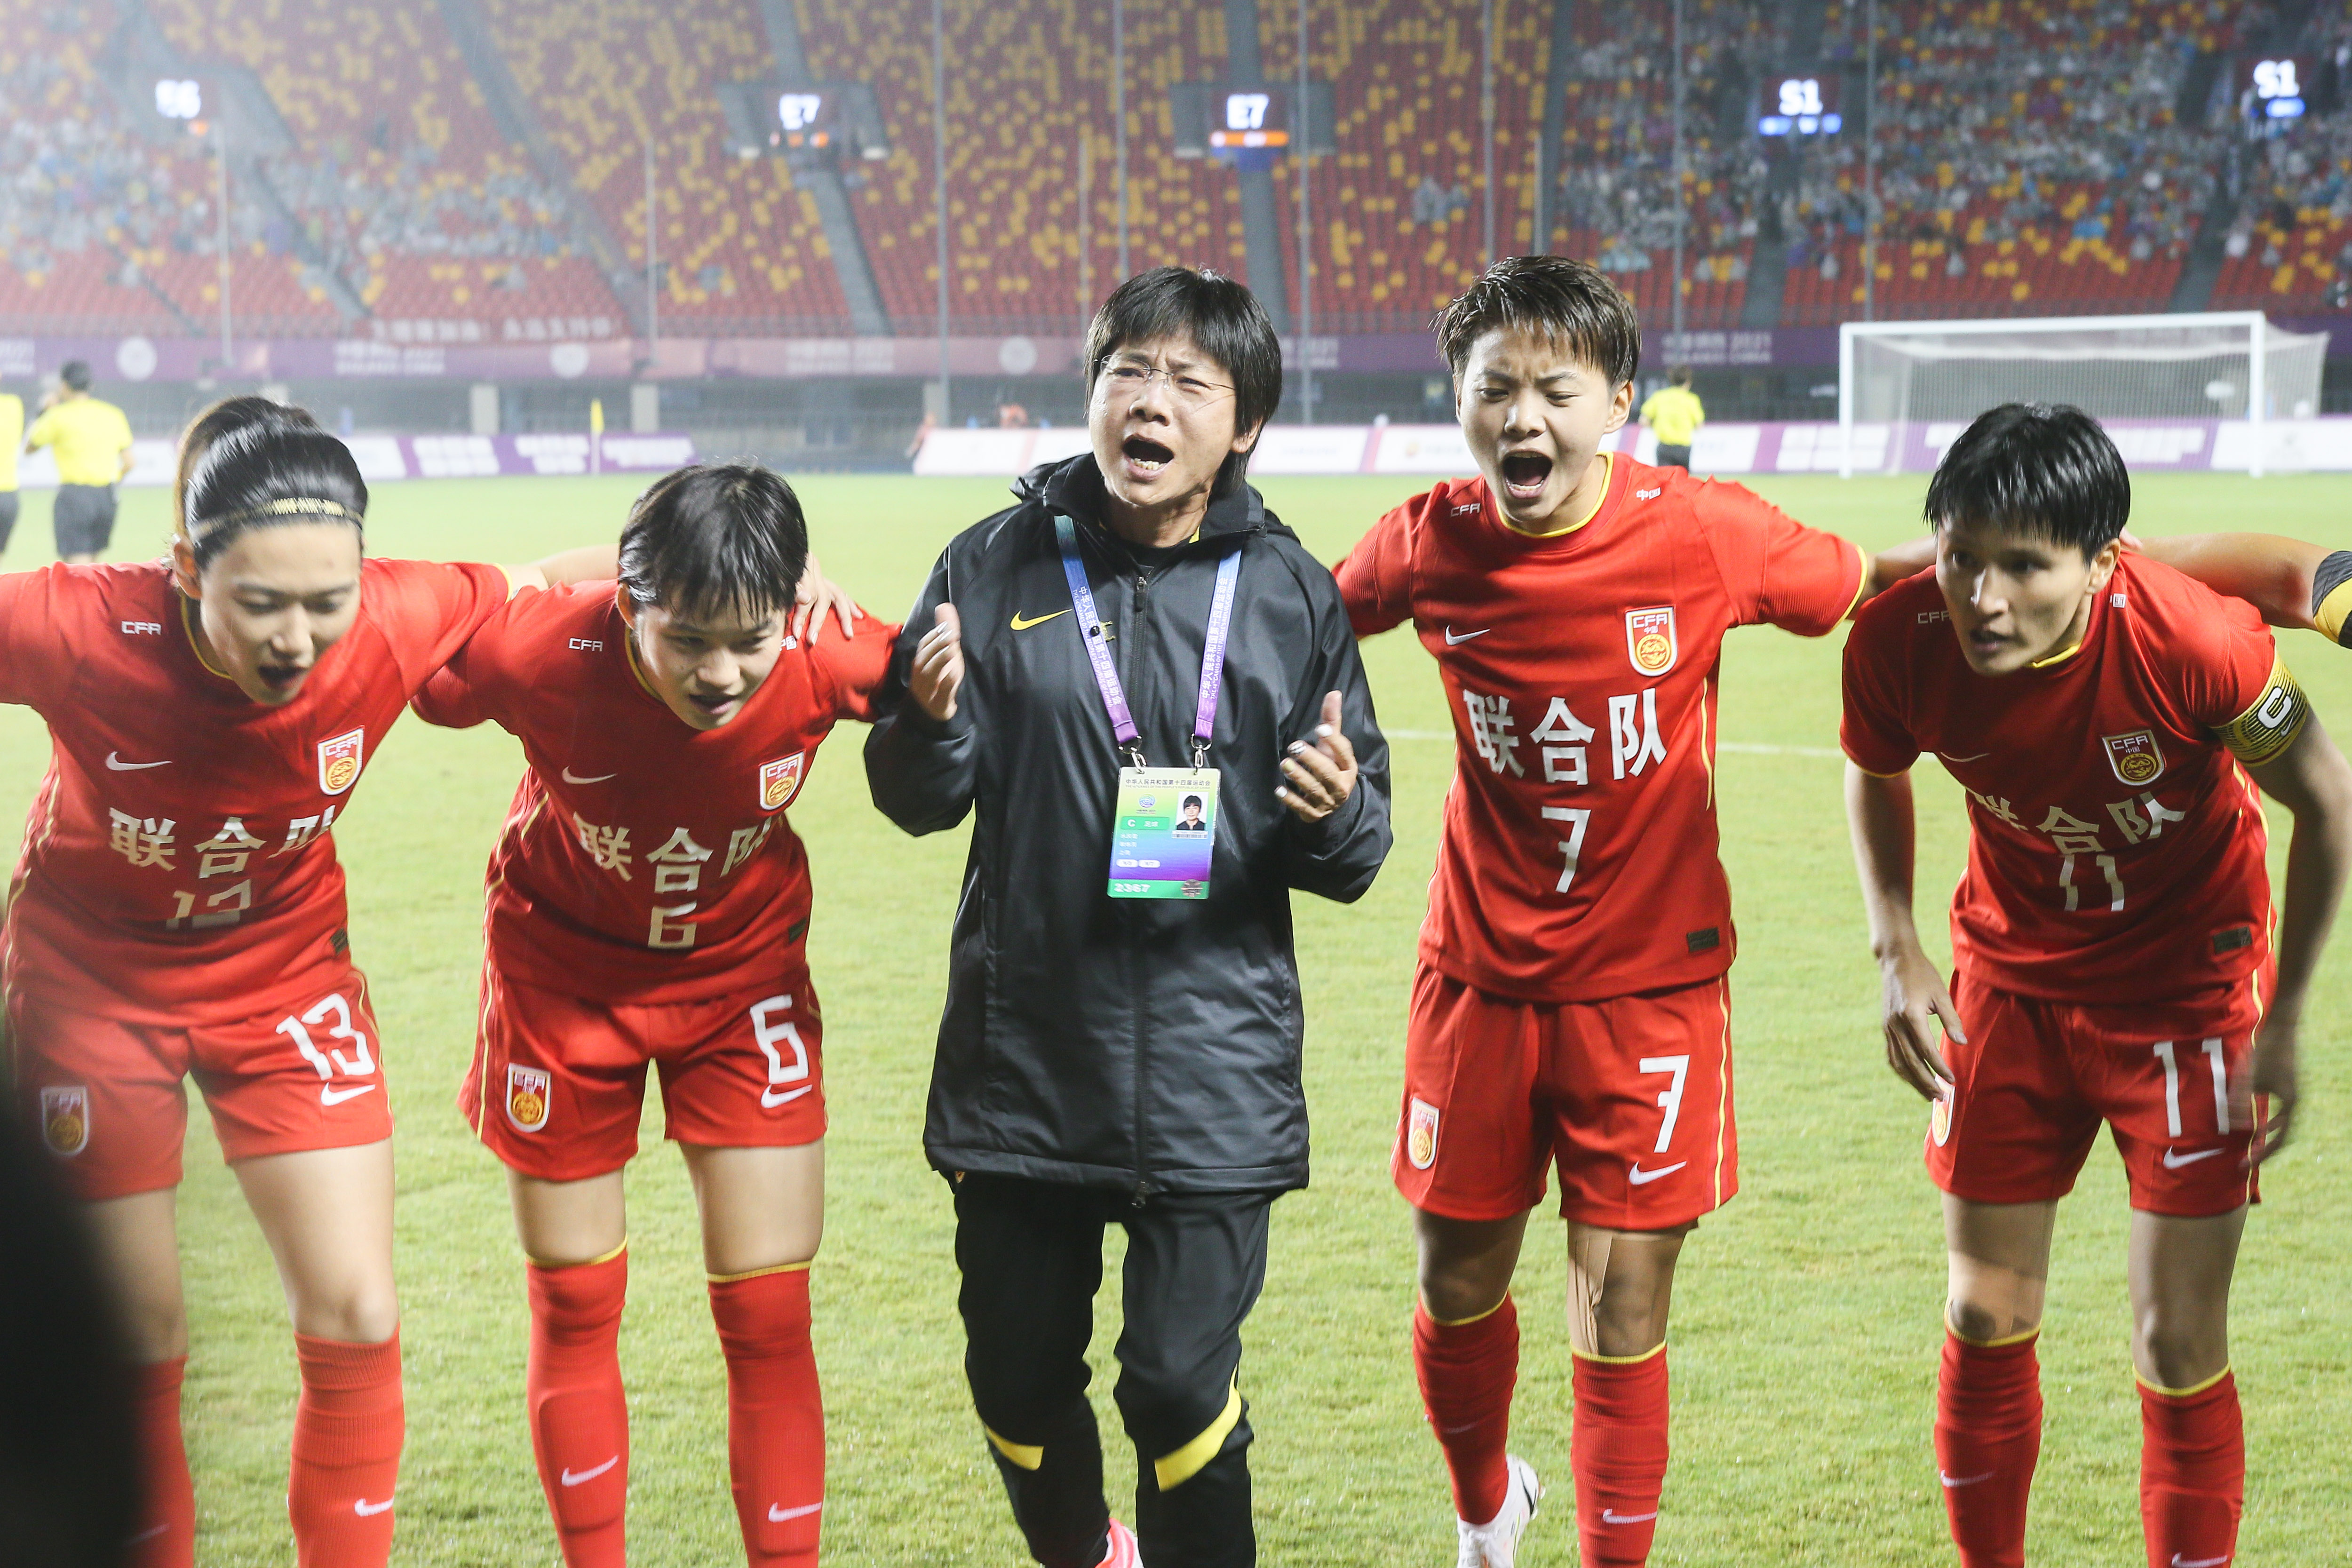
[
  {"x1": 911, "y1": 603, "x2": 965, "y2": 721},
  {"x1": 1276, "y1": 690, "x2": 1358, "y2": 824}
]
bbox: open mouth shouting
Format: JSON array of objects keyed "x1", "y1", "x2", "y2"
[
  {"x1": 1120, "y1": 433, "x2": 1176, "y2": 479},
  {"x1": 1498, "y1": 449, "x2": 1555, "y2": 504},
  {"x1": 686, "y1": 688, "x2": 741, "y2": 718},
  {"x1": 257, "y1": 661, "x2": 310, "y2": 694}
]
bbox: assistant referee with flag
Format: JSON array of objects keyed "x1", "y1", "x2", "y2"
[{"x1": 866, "y1": 266, "x2": 1391, "y2": 1568}]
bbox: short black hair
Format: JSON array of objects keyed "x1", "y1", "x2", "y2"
[
  {"x1": 1669, "y1": 366, "x2": 1693, "y2": 387},
  {"x1": 1084, "y1": 266, "x2": 1281, "y2": 499},
  {"x1": 1925, "y1": 403, "x2": 2130, "y2": 558},
  {"x1": 1433, "y1": 255, "x2": 1641, "y2": 387},
  {"x1": 1182, "y1": 795, "x2": 1203, "y2": 811},
  {"x1": 59, "y1": 360, "x2": 90, "y2": 392},
  {"x1": 175, "y1": 397, "x2": 320, "y2": 549},
  {"x1": 182, "y1": 420, "x2": 368, "y2": 571},
  {"x1": 617, "y1": 461, "x2": 808, "y2": 624}
]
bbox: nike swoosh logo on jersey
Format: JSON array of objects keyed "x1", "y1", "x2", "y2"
[
  {"x1": 1601, "y1": 1508, "x2": 1659, "y2": 1524},
  {"x1": 561, "y1": 1457, "x2": 620, "y2": 1487},
  {"x1": 1010, "y1": 609, "x2": 1071, "y2": 630},
  {"x1": 1938, "y1": 752, "x2": 1989, "y2": 763},
  {"x1": 2162, "y1": 1146, "x2": 2224, "y2": 1169},
  {"x1": 353, "y1": 1497, "x2": 394, "y2": 1516},
  {"x1": 767, "y1": 1502, "x2": 822, "y2": 1522},
  {"x1": 762, "y1": 1084, "x2": 814, "y2": 1108},
  {"x1": 1940, "y1": 1471, "x2": 1994, "y2": 1488},
  {"x1": 1628, "y1": 1160, "x2": 1686, "y2": 1186},
  {"x1": 1443, "y1": 626, "x2": 1490, "y2": 645},
  {"x1": 105, "y1": 752, "x2": 173, "y2": 770},
  {"x1": 561, "y1": 767, "x2": 618, "y2": 785},
  {"x1": 319, "y1": 1084, "x2": 379, "y2": 1106}
]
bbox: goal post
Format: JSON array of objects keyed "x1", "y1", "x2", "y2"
[{"x1": 1837, "y1": 311, "x2": 2329, "y2": 478}]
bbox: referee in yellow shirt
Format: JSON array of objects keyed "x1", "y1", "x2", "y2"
[
  {"x1": 25, "y1": 360, "x2": 135, "y2": 563},
  {"x1": 0, "y1": 381, "x2": 20, "y2": 559},
  {"x1": 1639, "y1": 366, "x2": 1705, "y2": 471}
]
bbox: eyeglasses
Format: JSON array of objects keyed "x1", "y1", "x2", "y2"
[{"x1": 1099, "y1": 361, "x2": 1233, "y2": 407}]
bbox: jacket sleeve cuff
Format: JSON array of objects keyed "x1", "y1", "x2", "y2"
[
  {"x1": 1287, "y1": 775, "x2": 1366, "y2": 848},
  {"x1": 896, "y1": 690, "x2": 974, "y2": 741}
]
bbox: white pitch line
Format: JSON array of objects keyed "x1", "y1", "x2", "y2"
[{"x1": 1385, "y1": 729, "x2": 1841, "y2": 759}]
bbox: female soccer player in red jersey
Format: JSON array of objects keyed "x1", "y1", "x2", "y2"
[
  {"x1": 1846, "y1": 406, "x2": 2352, "y2": 1568},
  {"x1": 411, "y1": 463, "x2": 891, "y2": 1568},
  {"x1": 0, "y1": 400, "x2": 611, "y2": 1568}
]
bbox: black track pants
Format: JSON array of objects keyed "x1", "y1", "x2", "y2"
[{"x1": 953, "y1": 1173, "x2": 1272, "y2": 1568}]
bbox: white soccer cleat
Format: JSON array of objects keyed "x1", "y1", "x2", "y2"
[
  {"x1": 1454, "y1": 1455, "x2": 1541, "y2": 1568},
  {"x1": 1096, "y1": 1517, "x2": 1142, "y2": 1568}
]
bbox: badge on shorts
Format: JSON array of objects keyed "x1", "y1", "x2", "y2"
[
  {"x1": 506, "y1": 1065, "x2": 551, "y2": 1133},
  {"x1": 1406, "y1": 1097, "x2": 1440, "y2": 1170},
  {"x1": 760, "y1": 753, "x2": 806, "y2": 812},
  {"x1": 1625, "y1": 606, "x2": 1677, "y2": 677},
  {"x1": 1930, "y1": 1084, "x2": 1954, "y2": 1149},
  {"x1": 2101, "y1": 728, "x2": 2165, "y2": 787},
  {"x1": 318, "y1": 728, "x2": 366, "y2": 796},
  {"x1": 40, "y1": 1086, "x2": 88, "y2": 1157}
]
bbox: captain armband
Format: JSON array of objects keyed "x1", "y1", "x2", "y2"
[
  {"x1": 2216, "y1": 659, "x2": 2312, "y2": 766},
  {"x1": 2311, "y1": 550, "x2": 2352, "y2": 645}
]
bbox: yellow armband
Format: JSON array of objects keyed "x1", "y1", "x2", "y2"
[{"x1": 2216, "y1": 658, "x2": 2311, "y2": 766}]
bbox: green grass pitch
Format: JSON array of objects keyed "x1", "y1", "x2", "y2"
[{"x1": 4, "y1": 469, "x2": 2350, "y2": 1566}]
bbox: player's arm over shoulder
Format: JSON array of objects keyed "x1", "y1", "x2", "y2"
[
  {"x1": 1331, "y1": 485, "x2": 1438, "y2": 638},
  {"x1": 1691, "y1": 478, "x2": 1868, "y2": 637},
  {"x1": 809, "y1": 605, "x2": 902, "y2": 723}
]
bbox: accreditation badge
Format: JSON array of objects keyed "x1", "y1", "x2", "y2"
[{"x1": 1107, "y1": 768, "x2": 1219, "y2": 900}]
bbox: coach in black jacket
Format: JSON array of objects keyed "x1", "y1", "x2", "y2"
[{"x1": 866, "y1": 267, "x2": 1390, "y2": 1568}]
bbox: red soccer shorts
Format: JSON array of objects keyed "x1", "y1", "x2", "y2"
[
  {"x1": 1394, "y1": 965, "x2": 1737, "y2": 1229},
  {"x1": 1929, "y1": 968, "x2": 2266, "y2": 1218},
  {"x1": 6, "y1": 974, "x2": 393, "y2": 1202},
  {"x1": 462, "y1": 966, "x2": 827, "y2": 1182}
]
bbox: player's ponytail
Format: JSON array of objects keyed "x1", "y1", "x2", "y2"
[
  {"x1": 181, "y1": 417, "x2": 368, "y2": 572},
  {"x1": 172, "y1": 397, "x2": 323, "y2": 557},
  {"x1": 617, "y1": 462, "x2": 808, "y2": 624}
]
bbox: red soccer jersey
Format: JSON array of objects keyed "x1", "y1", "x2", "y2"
[
  {"x1": 411, "y1": 583, "x2": 897, "y2": 1004},
  {"x1": 1841, "y1": 555, "x2": 2297, "y2": 1005},
  {"x1": 0, "y1": 557, "x2": 510, "y2": 1025},
  {"x1": 1338, "y1": 457, "x2": 1867, "y2": 1002}
]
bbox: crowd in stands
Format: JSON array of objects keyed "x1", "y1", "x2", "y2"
[{"x1": 10, "y1": 0, "x2": 2352, "y2": 343}]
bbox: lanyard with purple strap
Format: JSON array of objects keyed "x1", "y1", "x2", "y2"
[{"x1": 1055, "y1": 513, "x2": 1242, "y2": 899}]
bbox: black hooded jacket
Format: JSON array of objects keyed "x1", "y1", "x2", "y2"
[{"x1": 865, "y1": 455, "x2": 1392, "y2": 1196}]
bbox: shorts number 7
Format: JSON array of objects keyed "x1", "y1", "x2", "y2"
[{"x1": 1638, "y1": 1054, "x2": 1691, "y2": 1154}]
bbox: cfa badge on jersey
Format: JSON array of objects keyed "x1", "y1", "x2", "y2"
[
  {"x1": 1107, "y1": 768, "x2": 1219, "y2": 899},
  {"x1": 318, "y1": 728, "x2": 366, "y2": 796},
  {"x1": 2101, "y1": 729, "x2": 2166, "y2": 787},
  {"x1": 1625, "y1": 606, "x2": 1677, "y2": 677},
  {"x1": 40, "y1": 1086, "x2": 89, "y2": 1157},
  {"x1": 760, "y1": 753, "x2": 806, "y2": 812}
]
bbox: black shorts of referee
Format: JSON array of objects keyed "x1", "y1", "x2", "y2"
[
  {"x1": 1654, "y1": 443, "x2": 1692, "y2": 470},
  {"x1": 51, "y1": 484, "x2": 118, "y2": 558},
  {"x1": 0, "y1": 491, "x2": 16, "y2": 556}
]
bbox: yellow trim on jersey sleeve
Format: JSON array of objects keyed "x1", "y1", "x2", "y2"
[
  {"x1": 2216, "y1": 657, "x2": 2311, "y2": 767},
  {"x1": 1838, "y1": 539, "x2": 1871, "y2": 622},
  {"x1": 985, "y1": 1425, "x2": 1045, "y2": 1471},
  {"x1": 1501, "y1": 452, "x2": 1613, "y2": 539},
  {"x1": 1570, "y1": 1340, "x2": 1667, "y2": 1366},
  {"x1": 1152, "y1": 1379, "x2": 1244, "y2": 1490},
  {"x1": 2315, "y1": 577, "x2": 2352, "y2": 645}
]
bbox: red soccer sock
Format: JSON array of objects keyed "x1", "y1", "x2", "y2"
[
  {"x1": 708, "y1": 1265, "x2": 825, "y2": 1566},
  {"x1": 287, "y1": 1329, "x2": 404, "y2": 1568},
  {"x1": 1412, "y1": 1296, "x2": 1519, "y2": 1524},
  {"x1": 1571, "y1": 1345, "x2": 1669, "y2": 1567},
  {"x1": 2140, "y1": 1372, "x2": 2243, "y2": 1568},
  {"x1": 525, "y1": 1250, "x2": 631, "y2": 1568},
  {"x1": 1935, "y1": 1331, "x2": 2043, "y2": 1568},
  {"x1": 129, "y1": 1356, "x2": 196, "y2": 1568}
]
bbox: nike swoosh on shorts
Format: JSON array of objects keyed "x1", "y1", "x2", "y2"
[
  {"x1": 1628, "y1": 1161, "x2": 1686, "y2": 1186},
  {"x1": 2162, "y1": 1146, "x2": 2224, "y2": 1169},
  {"x1": 763, "y1": 1084, "x2": 814, "y2": 1107},
  {"x1": 320, "y1": 1084, "x2": 379, "y2": 1106},
  {"x1": 562, "y1": 767, "x2": 618, "y2": 784}
]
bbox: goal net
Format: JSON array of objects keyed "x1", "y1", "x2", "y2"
[{"x1": 1838, "y1": 312, "x2": 2329, "y2": 477}]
